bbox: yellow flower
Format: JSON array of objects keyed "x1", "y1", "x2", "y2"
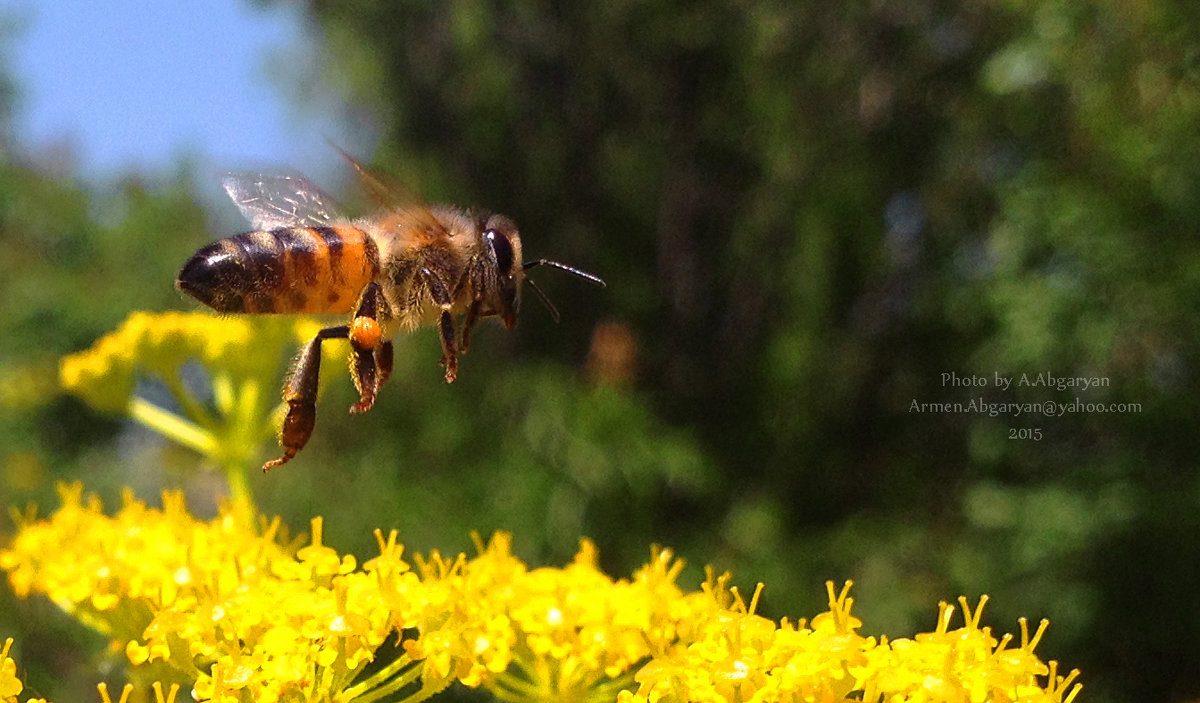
[
  {"x1": 96, "y1": 681, "x2": 181, "y2": 703},
  {"x1": 1, "y1": 638, "x2": 48, "y2": 703},
  {"x1": 1, "y1": 640, "x2": 25, "y2": 702},
  {"x1": 58, "y1": 311, "x2": 335, "y2": 502}
]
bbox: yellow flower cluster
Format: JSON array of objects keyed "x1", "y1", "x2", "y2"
[
  {"x1": 402, "y1": 533, "x2": 712, "y2": 703},
  {"x1": 0, "y1": 485, "x2": 1082, "y2": 703},
  {"x1": 133, "y1": 517, "x2": 398, "y2": 703},
  {"x1": 59, "y1": 311, "x2": 333, "y2": 499},
  {"x1": 1, "y1": 483, "x2": 293, "y2": 646},
  {"x1": 620, "y1": 582, "x2": 1082, "y2": 703},
  {"x1": 60, "y1": 311, "x2": 321, "y2": 414}
]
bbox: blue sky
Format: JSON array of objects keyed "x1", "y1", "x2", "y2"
[{"x1": 7, "y1": 0, "x2": 362, "y2": 185}]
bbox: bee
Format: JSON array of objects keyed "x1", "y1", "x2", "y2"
[{"x1": 176, "y1": 152, "x2": 605, "y2": 471}]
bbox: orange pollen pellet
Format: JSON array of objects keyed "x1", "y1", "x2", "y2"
[{"x1": 350, "y1": 317, "x2": 383, "y2": 349}]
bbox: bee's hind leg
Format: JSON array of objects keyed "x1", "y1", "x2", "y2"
[
  {"x1": 375, "y1": 341, "x2": 394, "y2": 389},
  {"x1": 349, "y1": 282, "x2": 392, "y2": 414},
  {"x1": 264, "y1": 324, "x2": 349, "y2": 472}
]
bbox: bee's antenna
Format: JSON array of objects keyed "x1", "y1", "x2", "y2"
[
  {"x1": 522, "y1": 259, "x2": 607, "y2": 287},
  {"x1": 522, "y1": 260, "x2": 603, "y2": 322},
  {"x1": 525, "y1": 278, "x2": 561, "y2": 323}
]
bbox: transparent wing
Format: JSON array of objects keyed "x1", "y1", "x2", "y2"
[
  {"x1": 221, "y1": 172, "x2": 346, "y2": 230},
  {"x1": 330, "y1": 145, "x2": 449, "y2": 237}
]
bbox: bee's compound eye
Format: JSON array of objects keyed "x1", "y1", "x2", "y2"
[{"x1": 485, "y1": 229, "x2": 515, "y2": 275}]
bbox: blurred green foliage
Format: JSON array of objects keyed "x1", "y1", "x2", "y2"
[{"x1": 2, "y1": 1, "x2": 1199, "y2": 701}]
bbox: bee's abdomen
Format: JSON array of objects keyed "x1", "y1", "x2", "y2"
[{"x1": 177, "y1": 226, "x2": 380, "y2": 314}]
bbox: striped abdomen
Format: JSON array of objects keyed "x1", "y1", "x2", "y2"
[{"x1": 177, "y1": 226, "x2": 380, "y2": 314}]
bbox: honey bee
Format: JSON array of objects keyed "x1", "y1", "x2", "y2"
[{"x1": 176, "y1": 153, "x2": 604, "y2": 471}]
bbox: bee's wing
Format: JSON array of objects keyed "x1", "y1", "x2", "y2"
[
  {"x1": 332, "y1": 147, "x2": 450, "y2": 237},
  {"x1": 221, "y1": 172, "x2": 346, "y2": 230}
]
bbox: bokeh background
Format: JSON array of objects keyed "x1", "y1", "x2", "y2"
[{"x1": 2, "y1": 1, "x2": 1198, "y2": 702}]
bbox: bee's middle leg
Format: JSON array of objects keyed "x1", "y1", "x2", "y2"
[
  {"x1": 420, "y1": 266, "x2": 459, "y2": 383},
  {"x1": 349, "y1": 282, "x2": 392, "y2": 414},
  {"x1": 264, "y1": 324, "x2": 349, "y2": 472}
]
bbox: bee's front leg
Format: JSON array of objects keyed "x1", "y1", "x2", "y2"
[
  {"x1": 419, "y1": 266, "x2": 459, "y2": 383},
  {"x1": 348, "y1": 282, "x2": 393, "y2": 414},
  {"x1": 453, "y1": 258, "x2": 486, "y2": 355},
  {"x1": 264, "y1": 325, "x2": 349, "y2": 472},
  {"x1": 460, "y1": 300, "x2": 482, "y2": 354}
]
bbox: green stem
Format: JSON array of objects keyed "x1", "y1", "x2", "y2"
[
  {"x1": 406, "y1": 671, "x2": 454, "y2": 703},
  {"x1": 163, "y1": 368, "x2": 218, "y2": 430},
  {"x1": 236, "y1": 377, "x2": 262, "y2": 429},
  {"x1": 342, "y1": 652, "x2": 418, "y2": 701},
  {"x1": 591, "y1": 675, "x2": 637, "y2": 703},
  {"x1": 224, "y1": 464, "x2": 253, "y2": 510},
  {"x1": 352, "y1": 663, "x2": 431, "y2": 703},
  {"x1": 488, "y1": 672, "x2": 547, "y2": 703},
  {"x1": 212, "y1": 370, "x2": 236, "y2": 416},
  {"x1": 127, "y1": 397, "x2": 217, "y2": 456},
  {"x1": 487, "y1": 679, "x2": 538, "y2": 703},
  {"x1": 218, "y1": 376, "x2": 266, "y2": 505},
  {"x1": 345, "y1": 653, "x2": 454, "y2": 703}
]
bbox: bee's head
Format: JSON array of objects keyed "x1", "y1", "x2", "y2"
[
  {"x1": 481, "y1": 214, "x2": 524, "y2": 328},
  {"x1": 478, "y1": 213, "x2": 606, "y2": 328}
]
